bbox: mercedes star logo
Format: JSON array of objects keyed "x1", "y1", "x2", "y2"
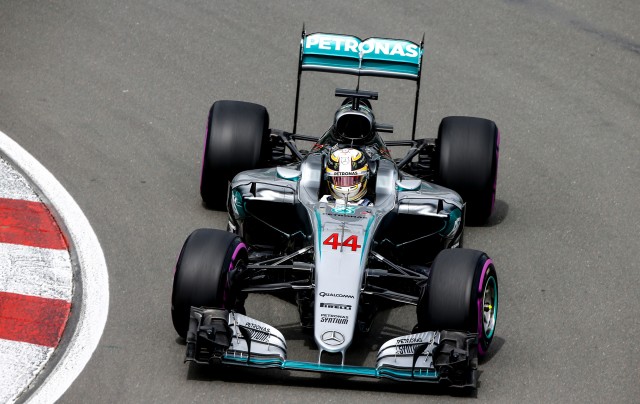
[{"x1": 321, "y1": 331, "x2": 345, "y2": 346}]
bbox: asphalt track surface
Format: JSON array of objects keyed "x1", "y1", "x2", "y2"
[{"x1": 1, "y1": 0, "x2": 639, "y2": 402}]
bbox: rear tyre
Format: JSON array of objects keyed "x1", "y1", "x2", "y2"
[
  {"x1": 437, "y1": 116, "x2": 499, "y2": 224},
  {"x1": 171, "y1": 228, "x2": 248, "y2": 338},
  {"x1": 416, "y1": 248, "x2": 498, "y2": 356},
  {"x1": 201, "y1": 100, "x2": 270, "y2": 209}
]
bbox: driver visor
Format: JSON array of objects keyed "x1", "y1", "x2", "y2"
[{"x1": 330, "y1": 174, "x2": 365, "y2": 188}]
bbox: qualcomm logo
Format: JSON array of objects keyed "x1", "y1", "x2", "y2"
[
  {"x1": 321, "y1": 331, "x2": 345, "y2": 346},
  {"x1": 319, "y1": 292, "x2": 355, "y2": 299}
]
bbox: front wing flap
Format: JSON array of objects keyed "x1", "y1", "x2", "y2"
[
  {"x1": 185, "y1": 308, "x2": 477, "y2": 388},
  {"x1": 377, "y1": 331, "x2": 478, "y2": 387}
]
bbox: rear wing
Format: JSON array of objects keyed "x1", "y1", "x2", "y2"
[
  {"x1": 293, "y1": 30, "x2": 425, "y2": 139},
  {"x1": 301, "y1": 33, "x2": 422, "y2": 79}
]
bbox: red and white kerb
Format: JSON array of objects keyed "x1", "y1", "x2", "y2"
[{"x1": 0, "y1": 157, "x2": 72, "y2": 403}]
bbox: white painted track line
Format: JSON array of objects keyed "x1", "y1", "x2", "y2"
[{"x1": 0, "y1": 130, "x2": 109, "y2": 403}]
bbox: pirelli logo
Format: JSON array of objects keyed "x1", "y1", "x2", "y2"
[{"x1": 320, "y1": 302, "x2": 352, "y2": 311}]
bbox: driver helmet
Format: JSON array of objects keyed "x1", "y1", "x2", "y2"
[
  {"x1": 333, "y1": 99, "x2": 375, "y2": 141},
  {"x1": 326, "y1": 148, "x2": 369, "y2": 202}
]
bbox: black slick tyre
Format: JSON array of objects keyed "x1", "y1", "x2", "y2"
[
  {"x1": 417, "y1": 248, "x2": 498, "y2": 356},
  {"x1": 171, "y1": 228, "x2": 248, "y2": 338},
  {"x1": 437, "y1": 116, "x2": 499, "y2": 224},
  {"x1": 200, "y1": 100, "x2": 270, "y2": 209}
]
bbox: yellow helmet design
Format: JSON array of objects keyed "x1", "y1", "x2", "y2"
[{"x1": 326, "y1": 148, "x2": 369, "y2": 202}]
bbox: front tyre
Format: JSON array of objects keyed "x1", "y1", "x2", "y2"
[
  {"x1": 171, "y1": 229, "x2": 248, "y2": 338},
  {"x1": 416, "y1": 248, "x2": 498, "y2": 356}
]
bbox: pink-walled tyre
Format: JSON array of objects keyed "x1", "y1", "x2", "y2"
[
  {"x1": 171, "y1": 228, "x2": 248, "y2": 338},
  {"x1": 417, "y1": 248, "x2": 498, "y2": 356}
]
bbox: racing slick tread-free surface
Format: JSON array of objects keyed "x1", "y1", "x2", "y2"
[
  {"x1": 437, "y1": 116, "x2": 499, "y2": 225},
  {"x1": 200, "y1": 100, "x2": 270, "y2": 209},
  {"x1": 171, "y1": 228, "x2": 246, "y2": 338},
  {"x1": 417, "y1": 248, "x2": 497, "y2": 355}
]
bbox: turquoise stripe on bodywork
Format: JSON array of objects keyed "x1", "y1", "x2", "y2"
[
  {"x1": 302, "y1": 55, "x2": 359, "y2": 70},
  {"x1": 224, "y1": 355, "x2": 282, "y2": 367},
  {"x1": 361, "y1": 216, "x2": 374, "y2": 264},
  {"x1": 443, "y1": 207, "x2": 461, "y2": 236},
  {"x1": 231, "y1": 188, "x2": 246, "y2": 219},
  {"x1": 360, "y1": 60, "x2": 420, "y2": 76},
  {"x1": 222, "y1": 355, "x2": 438, "y2": 380},
  {"x1": 286, "y1": 361, "x2": 438, "y2": 379},
  {"x1": 284, "y1": 361, "x2": 378, "y2": 377},
  {"x1": 315, "y1": 210, "x2": 322, "y2": 258}
]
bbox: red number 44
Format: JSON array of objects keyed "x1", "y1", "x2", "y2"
[{"x1": 322, "y1": 233, "x2": 362, "y2": 251}]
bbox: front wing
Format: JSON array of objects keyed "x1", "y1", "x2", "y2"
[{"x1": 185, "y1": 307, "x2": 478, "y2": 388}]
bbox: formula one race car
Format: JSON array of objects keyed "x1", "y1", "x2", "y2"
[{"x1": 171, "y1": 30, "x2": 500, "y2": 389}]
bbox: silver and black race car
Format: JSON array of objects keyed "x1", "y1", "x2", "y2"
[{"x1": 171, "y1": 30, "x2": 500, "y2": 389}]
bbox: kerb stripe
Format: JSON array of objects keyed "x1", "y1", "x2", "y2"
[
  {"x1": 0, "y1": 198, "x2": 67, "y2": 250},
  {"x1": 0, "y1": 292, "x2": 71, "y2": 347}
]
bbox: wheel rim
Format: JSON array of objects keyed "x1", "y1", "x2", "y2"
[
  {"x1": 482, "y1": 276, "x2": 497, "y2": 338},
  {"x1": 223, "y1": 242, "x2": 247, "y2": 306}
]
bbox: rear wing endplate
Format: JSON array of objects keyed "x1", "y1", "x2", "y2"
[{"x1": 293, "y1": 29, "x2": 424, "y2": 139}]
